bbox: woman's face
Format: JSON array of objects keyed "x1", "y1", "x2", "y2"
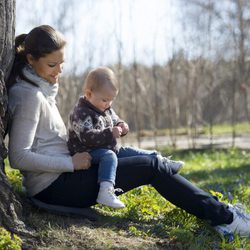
[{"x1": 27, "y1": 48, "x2": 65, "y2": 84}]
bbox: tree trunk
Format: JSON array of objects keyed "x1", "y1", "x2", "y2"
[{"x1": 0, "y1": 0, "x2": 28, "y2": 235}]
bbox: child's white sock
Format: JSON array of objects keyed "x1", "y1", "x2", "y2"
[{"x1": 100, "y1": 181, "x2": 113, "y2": 189}]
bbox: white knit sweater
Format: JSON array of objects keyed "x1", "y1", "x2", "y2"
[{"x1": 8, "y1": 66, "x2": 74, "y2": 196}]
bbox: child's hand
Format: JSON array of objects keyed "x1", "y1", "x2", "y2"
[
  {"x1": 112, "y1": 126, "x2": 122, "y2": 138},
  {"x1": 118, "y1": 122, "x2": 129, "y2": 135}
]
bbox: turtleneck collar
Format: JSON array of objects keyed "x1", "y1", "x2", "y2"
[{"x1": 22, "y1": 65, "x2": 59, "y2": 104}]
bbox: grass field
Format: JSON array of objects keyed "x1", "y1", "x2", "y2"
[{"x1": 3, "y1": 148, "x2": 250, "y2": 249}]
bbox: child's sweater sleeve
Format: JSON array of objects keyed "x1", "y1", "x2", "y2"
[{"x1": 109, "y1": 108, "x2": 125, "y2": 126}]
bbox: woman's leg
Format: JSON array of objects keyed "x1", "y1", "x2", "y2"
[
  {"x1": 115, "y1": 156, "x2": 233, "y2": 226},
  {"x1": 34, "y1": 164, "x2": 99, "y2": 207},
  {"x1": 34, "y1": 156, "x2": 150, "y2": 208},
  {"x1": 34, "y1": 155, "x2": 232, "y2": 226}
]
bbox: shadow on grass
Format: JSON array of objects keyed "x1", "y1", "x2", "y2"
[
  {"x1": 25, "y1": 202, "x2": 200, "y2": 244},
  {"x1": 181, "y1": 163, "x2": 250, "y2": 193},
  {"x1": 162, "y1": 148, "x2": 250, "y2": 192}
]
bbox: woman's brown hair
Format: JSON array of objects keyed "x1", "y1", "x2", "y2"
[{"x1": 7, "y1": 25, "x2": 66, "y2": 90}]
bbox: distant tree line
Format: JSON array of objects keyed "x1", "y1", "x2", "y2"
[
  {"x1": 16, "y1": 0, "x2": 250, "y2": 147},
  {"x1": 58, "y1": 54, "x2": 250, "y2": 131}
]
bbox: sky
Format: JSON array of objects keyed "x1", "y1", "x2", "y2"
[{"x1": 16, "y1": 0, "x2": 183, "y2": 73}]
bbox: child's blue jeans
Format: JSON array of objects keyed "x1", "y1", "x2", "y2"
[{"x1": 90, "y1": 146, "x2": 158, "y2": 185}]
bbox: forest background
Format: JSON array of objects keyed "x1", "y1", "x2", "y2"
[
  {"x1": 16, "y1": 0, "x2": 250, "y2": 150},
  {"x1": 0, "y1": 1, "x2": 250, "y2": 249}
]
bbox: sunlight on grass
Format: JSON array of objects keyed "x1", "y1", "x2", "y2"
[
  {"x1": 96, "y1": 148, "x2": 250, "y2": 248},
  {"x1": 4, "y1": 148, "x2": 250, "y2": 249},
  {"x1": 203, "y1": 122, "x2": 250, "y2": 135},
  {"x1": 4, "y1": 158, "x2": 23, "y2": 193}
]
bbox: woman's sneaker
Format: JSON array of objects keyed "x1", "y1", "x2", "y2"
[
  {"x1": 97, "y1": 186, "x2": 125, "y2": 208},
  {"x1": 214, "y1": 204, "x2": 250, "y2": 237}
]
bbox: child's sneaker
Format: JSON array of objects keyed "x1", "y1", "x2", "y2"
[
  {"x1": 162, "y1": 156, "x2": 184, "y2": 174},
  {"x1": 97, "y1": 186, "x2": 125, "y2": 208},
  {"x1": 214, "y1": 204, "x2": 250, "y2": 237}
]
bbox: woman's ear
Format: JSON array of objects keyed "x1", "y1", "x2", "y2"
[{"x1": 26, "y1": 54, "x2": 34, "y2": 66}]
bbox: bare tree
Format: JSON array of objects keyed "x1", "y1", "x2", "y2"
[
  {"x1": 112, "y1": 0, "x2": 127, "y2": 145},
  {"x1": 0, "y1": 0, "x2": 29, "y2": 236}
]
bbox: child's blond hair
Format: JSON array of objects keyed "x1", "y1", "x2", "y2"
[{"x1": 83, "y1": 67, "x2": 118, "y2": 93}]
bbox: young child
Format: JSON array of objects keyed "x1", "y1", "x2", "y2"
[{"x1": 67, "y1": 67, "x2": 184, "y2": 208}]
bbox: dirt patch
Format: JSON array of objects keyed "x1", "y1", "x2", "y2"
[{"x1": 22, "y1": 209, "x2": 170, "y2": 250}]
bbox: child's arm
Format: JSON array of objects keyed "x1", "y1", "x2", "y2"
[
  {"x1": 117, "y1": 122, "x2": 129, "y2": 136},
  {"x1": 109, "y1": 108, "x2": 129, "y2": 136}
]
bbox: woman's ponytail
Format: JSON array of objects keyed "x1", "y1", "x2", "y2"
[{"x1": 6, "y1": 34, "x2": 28, "y2": 91}]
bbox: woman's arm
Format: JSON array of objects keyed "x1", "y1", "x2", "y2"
[
  {"x1": 8, "y1": 89, "x2": 74, "y2": 173},
  {"x1": 9, "y1": 117, "x2": 74, "y2": 172}
]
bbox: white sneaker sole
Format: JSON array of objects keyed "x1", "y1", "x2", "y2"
[{"x1": 96, "y1": 198, "x2": 125, "y2": 209}]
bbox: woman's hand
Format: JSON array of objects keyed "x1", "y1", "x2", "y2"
[{"x1": 72, "y1": 152, "x2": 92, "y2": 171}]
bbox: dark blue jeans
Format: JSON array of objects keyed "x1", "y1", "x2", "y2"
[
  {"x1": 90, "y1": 146, "x2": 157, "y2": 184},
  {"x1": 35, "y1": 155, "x2": 233, "y2": 226}
]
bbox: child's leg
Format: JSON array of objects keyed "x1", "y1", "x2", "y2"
[
  {"x1": 90, "y1": 149, "x2": 117, "y2": 185},
  {"x1": 117, "y1": 146, "x2": 158, "y2": 158},
  {"x1": 90, "y1": 149, "x2": 125, "y2": 208},
  {"x1": 117, "y1": 146, "x2": 184, "y2": 174}
]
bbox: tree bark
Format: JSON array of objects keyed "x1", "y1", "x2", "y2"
[{"x1": 0, "y1": 0, "x2": 28, "y2": 235}]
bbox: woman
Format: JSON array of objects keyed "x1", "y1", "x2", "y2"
[{"x1": 7, "y1": 25, "x2": 250, "y2": 237}]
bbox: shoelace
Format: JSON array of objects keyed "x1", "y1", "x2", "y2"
[
  {"x1": 163, "y1": 155, "x2": 172, "y2": 162},
  {"x1": 107, "y1": 187, "x2": 124, "y2": 197},
  {"x1": 164, "y1": 155, "x2": 180, "y2": 165},
  {"x1": 114, "y1": 188, "x2": 124, "y2": 193}
]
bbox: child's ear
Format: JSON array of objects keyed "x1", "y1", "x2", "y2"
[{"x1": 85, "y1": 89, "x2": 92, "y2": 99}]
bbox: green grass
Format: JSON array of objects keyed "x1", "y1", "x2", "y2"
[
  {"x1": 203, "y1": 122, "x2": 250, "y2": 136},
  {"x1": 0, "y1": 227, "x2": 22, "y2": 250},
  {"x1": 4, "y1": 148, "x2": 250, "y2": 249}
]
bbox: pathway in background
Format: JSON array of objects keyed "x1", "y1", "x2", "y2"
[{"x1": 118, "y1": 133, "x2": 250, "y2": 150}]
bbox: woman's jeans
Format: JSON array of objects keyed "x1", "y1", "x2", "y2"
[
  {"x1": 90, "y1": 146, "x2": 157, "y2": 184},
  {"x1": 35, "y1": 155, "x2": 233, "y2": 226}
]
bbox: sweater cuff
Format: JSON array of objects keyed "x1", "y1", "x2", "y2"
[{"x1": 65, "y1": 156, "x2": 74, "y2": 172}]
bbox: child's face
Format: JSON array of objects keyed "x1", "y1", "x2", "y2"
[{"x1": 86, "y1": 86, "x2": 118, "y2": 112}]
